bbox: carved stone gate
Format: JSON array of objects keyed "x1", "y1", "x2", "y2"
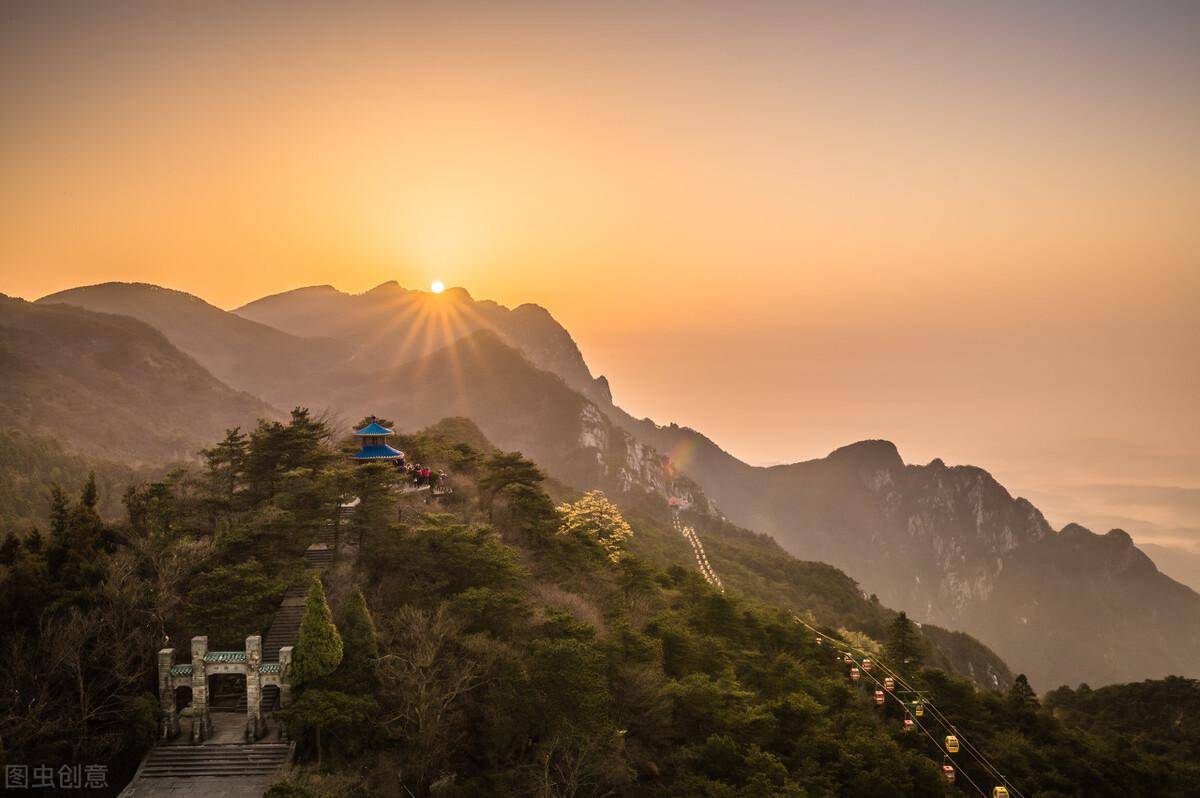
[{"x1": 157, "y1": 635, "x2": 293, "y2": 743}]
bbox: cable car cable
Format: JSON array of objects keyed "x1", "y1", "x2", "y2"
[
  {"x1": 817, "y1": 625, "x2": 1021, "y2": 798},
  {"x1": 841, "y1": 647, "x2": 987, "y2": 798},
  {"x1": 861, "y1": 655, "x2": 1019, "y2": 798},
  {"x1": 795, "y1": 617, "x2": 1021, "y2": 798},
  {"x1": 801, "y1": 618, "x2": 1018, "y2": 796}
]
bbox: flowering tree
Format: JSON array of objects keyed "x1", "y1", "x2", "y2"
[{"x1": 556, "y1": 491, "x2": 633, "y2": 563}]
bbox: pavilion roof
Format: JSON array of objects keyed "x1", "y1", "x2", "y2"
[
  {"x1": 354, "y1": 421, "x2": 394, "y2": 437},
  {"x1": 352, "y1": 444, "x2": 404, "y2": 461}
]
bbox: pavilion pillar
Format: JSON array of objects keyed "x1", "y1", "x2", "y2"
[
  {"x1": 245, "y1": 635, "x2": 263, "y2": 741},
  {"x1": 277, "y1": 645, "x2": 294, "y2": 741},
  {"x1": 157, "y1": 648, "x2": 179, "y2": 741},
  {"x1": 190, "y1": 636, "x2": 210, "y2": 744}
]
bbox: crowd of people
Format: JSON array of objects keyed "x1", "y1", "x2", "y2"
[{"x1": 401, "y1": 460, "x2": 447, "y2": 490}]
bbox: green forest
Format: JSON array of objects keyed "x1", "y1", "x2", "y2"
[{"x1": 2, "y1": 410, "x2": 1198, "y2": 797}]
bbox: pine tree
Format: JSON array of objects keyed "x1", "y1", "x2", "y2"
[
  {"x1": 24, "y1": 527, "x2": 43, "y2": 554},
  {"x1": 69, "y1": 472, "x2": 109, "y2": 552},
  {"x1": 291, "y1": 575, "x2": 343, "y2": 685},
  {"x1": 80, "y1": 472, "x2": 98, "y2": 513},
  {"x1": 0, "y1": 531, "x2": 20, "y2": 566},
  {"x1": 1008, "y1": 674, "x2": 1039, "y2": 715},
  {"x1": 885, "y1": 611, "x2": 924, "y2": 673},
  {"x1": 281, "y1": 408, "x2": 335, "y2": 472},
  {"x1": 274, "y1": 689, "x2": 375, "y2": 771},
  {"x1": 479, "y1": 451, "x2": 545, "y2": 519},
  {"x1": 330, "y1": 590, "x2": 380, "y2": 693},
  {"x1": 502, "y1": 483, "x2": 560, "y2": 546},
  {"x1": 202, "y1": 427, "x2": 248, "y2": 512},
  {"x1": 48, "y1": 483, "x2": 69, "y2": 550}
]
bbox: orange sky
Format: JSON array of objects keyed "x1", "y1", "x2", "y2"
[{"x1": 1, "y1": 1, "x2": 1198, "y2": 552}]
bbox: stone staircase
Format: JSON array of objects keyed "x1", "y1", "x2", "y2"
[
  {"x1": 304, "y1": 542, "x2": 334, "y2": 569},
  {"x1": 119, "y1": 743, "x2": 291, "y2": 796},
  {"x1": 263, "y1": 594, "x2": 304, "y2": 661},
  {"x1": 136, "y1": 743, "x2": 290, "y2": 778}
]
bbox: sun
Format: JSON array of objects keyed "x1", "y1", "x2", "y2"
[{"x1": 430, "y1": 280, "x2": 445, "y2": 294}]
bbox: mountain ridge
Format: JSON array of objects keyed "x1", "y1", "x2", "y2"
[
  {"x1": 233, "y1": 281, "x2": 613, "y2": 405},
  {"x1": 38, "y1": 282, "x2": 351, "y2": 408},
  {"x1": 1, "y1": 293, "x2": 277, "y2": 463},
  {"x1": 28, "y1": 280, "x2": 1200, "y2": 689}
]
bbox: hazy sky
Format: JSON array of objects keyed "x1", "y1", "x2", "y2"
[{"x1": 2, "y1": 2, "x2": 1198, "y2": 558}]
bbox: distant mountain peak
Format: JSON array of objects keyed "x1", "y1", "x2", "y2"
[
  {"x1": 234, "y1": 281, "x2": 605, "y2": 405},
  {"x1": 42, "y1": 281, "x2": 204, "y2": 305},
  {"x1": 364, "y1": 280, "x2": 407, "y2": 294},
  {"x1": 441, "y1": 286, "x2": 473, "y2": 301},
  {"x1": 827, "y1": 439, "x2": 904, "y2": 469},
  {"x1": 1060, "y1": 522, "x2": 1093, "y2": 538},
  {"x1": 1105, "y1": 528, "x2": 1134, "y2": 545}
]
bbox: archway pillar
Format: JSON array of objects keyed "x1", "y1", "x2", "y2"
[
  {"x1": 157, "y1": 648, "x2": 179, "y2": 741},
  {"x1": 245, "y1": 635, "x2": 264, "y2": 741},
  {"x1": 189, "y1": 636, "x2": 210, "y2": 744}
]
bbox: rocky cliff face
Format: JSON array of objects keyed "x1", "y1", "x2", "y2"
[
  {"x1": 594, "y1": 420, "x2": 1200, "y2": 689},
  {"x1": 964, "y1": 524, "x2": 1200, "y2": 688},
  {"x1": 576, "y1": 402, "x2": 714, "y2": 512},
  {"x1": 728, "y1": 441, "x2": 1053, "y2": 628}
]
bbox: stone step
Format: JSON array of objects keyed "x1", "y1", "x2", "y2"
[
  {"x1": 304, "y1": 549, "x2": 334, "y2": 568},
  {"x1": 142, "y1": 745, "x2": 288, "y2": 758},
  {"x1": 146, "y1": 749, "x2": 287, "y2": 756},
  {"x1": 237, "y1": 685, "x2": 279, "y2": 713},
  {"x1": 138, "y1": 744, "x2": 289, "y2": 778}
]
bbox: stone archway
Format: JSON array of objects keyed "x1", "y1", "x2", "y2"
[{"x1": 157, "y1": 635, "x2": 293, "y2": 743}]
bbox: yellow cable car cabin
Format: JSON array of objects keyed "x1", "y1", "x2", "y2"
[
  {"x1": 850, "y1": 667, "x2": 861, "y2": 681},
  {"x1": 945, "y1": 735, "x2": 959, "y2": 753},
  {"x1": 942, "y1": 765, "x2": 956, "y2": 784},
  {"x1": 883, "y1": 676, "x2": 895, "y2": 691},
  {"x1": 874, "y1": 689, "x2": 885, "y2": 705},
  {"x1": 992, "y1": 789, "x2": 1010, "y2": 798},
  {"x1": 914, "y1": 702, "x2": 925, "y2": 717}
]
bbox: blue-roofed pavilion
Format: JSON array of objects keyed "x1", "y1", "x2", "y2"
[
  {"x1": 355, "y1": 421, "x2": 393, "y2": 436},
  {"x1": 352, "y1": 416, "x2": 405, "y2": 462}
]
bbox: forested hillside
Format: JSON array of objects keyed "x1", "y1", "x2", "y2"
[
  {"x1": 0, "y1": 294, "x2": 276, "y2": 463},
  {"x1": 1045, "y1": 677, "x2": 1200, "y2": 765},
  {"x1": 3, "y1": 414, "x2": 1197, "y2": 796},
  {"x1": 0, "y1": 428, "x2": 144, "y2": 533}
]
